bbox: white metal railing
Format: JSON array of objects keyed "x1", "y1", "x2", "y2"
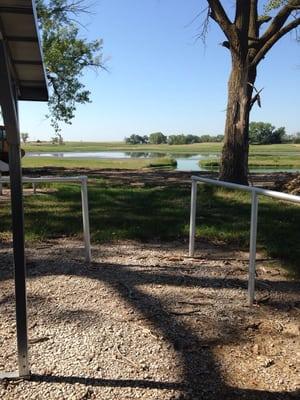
[
  {"x1": 189, "y1": 176, "x2": 300, "y2": 306},
  {"x1": 0, "y1": 175, "x2": 91, "y2": 262}
]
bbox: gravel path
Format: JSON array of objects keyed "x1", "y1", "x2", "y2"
[{"x1": 0, "y1": 240, "x2": 299, "y2": 399}]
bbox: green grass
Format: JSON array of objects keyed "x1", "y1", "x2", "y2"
[
  {"x1": 23, "y1": 141, "x2": 300, "y2": 155},
  {"x1": 24, "y1": 141, "x2": 222, "y2": 153},
  {"x1": 0, "y1": 179, "x2": 299, "y2": 277},
  {"x1": 22, "y1": 156, "x2": 177, "y2": 170},
  {"x1": 200, "y1": 154, "x2": 300, "y2": 169}
]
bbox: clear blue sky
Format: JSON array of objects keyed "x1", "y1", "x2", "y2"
[{"x1": 20, "y1": 0, "x2": 300, "y2": 141}]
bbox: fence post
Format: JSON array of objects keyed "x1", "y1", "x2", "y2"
[
  {"x1": 248, "y1": 190, "x2": 259, "y2": 306},
  {"x1": 189, "y1": 179, "x2": 197, "y2": 257},
  {"x1": 0, "y1": 172, "x2": 2, "y2": 195},
  {"x1": 81, "y1": 176, "x2": 91, "y2": 262},
  {"x1": 32, "y1": 183, "x2": 36, "y2": 194}
]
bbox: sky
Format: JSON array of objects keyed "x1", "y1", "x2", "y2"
[{"x1": 19, "y1": 0, "x2": 300, "y2": 141}]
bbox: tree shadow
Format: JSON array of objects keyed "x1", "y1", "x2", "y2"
[
  {"x1": 1, "y1": 251, "x2": 299, "y2": 399},
  {"x1": 195, "y1": 186, "x2": 300, "y2": 276},
  {"x1": 1, "y1": 171, "x2": 299, "y2": 275}
]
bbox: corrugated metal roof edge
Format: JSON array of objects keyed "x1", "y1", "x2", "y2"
[
  {"x1": 0, "y1": 0, "x2": 48, "y2": 101},
  {"x1": 30, "y1": 0, "x2": 48, "y2": 101}
]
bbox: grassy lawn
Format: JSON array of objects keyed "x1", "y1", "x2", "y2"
[
  {"x1": 0, "y1": 178, "x2": 299, "y2": 277},
  {"x1": 24, "y1": 141, "x2": 222, "y2": 153},
  {"x1": 200, "y1": 154, "x2": 300, "y2": 169},
  {"x1": 24, "y1": 141, "x2": 300, "y2": 154},
  {"x1": 22, "y1": 156, "x2": 177, "y2": 169}
]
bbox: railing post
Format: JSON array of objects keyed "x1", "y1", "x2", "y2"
[
  {"x1": 81, "y1": 176, "x2": 91, "y2": 262},
  {"x1": 189, "y1": 179, "x2": 198, "y2": 257},
  {"x1": 248, "y1": 190, "x2": 259, "y2": 306}
]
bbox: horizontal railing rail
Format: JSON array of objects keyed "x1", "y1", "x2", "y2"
[
  {"x1": 189, "y1": 175, "x2": 300, "y2": 306},
  {"x1": 0, "y1": 175, "x2": 91, "y2": 262}
]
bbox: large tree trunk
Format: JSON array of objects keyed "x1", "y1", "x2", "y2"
[{"x1": 219, "y1": 59, "x2": 256, "y2": 185}]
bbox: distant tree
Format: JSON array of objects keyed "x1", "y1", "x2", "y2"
[
  {"x1": 21, "y1": 133, "x2": 29, "y2": 144},
  {"x1": 167, "y1": 135, "x2": 178, "y2": 145},
  {"x1": 293, "y1": 132, "x2": 300, "y2": 143},
  {"x1": 142, "y1": 135, "x2": 149, "y2": 144},
  {"x1": 185, "y1": 134, "x2": 201, "y2": 144},
  {"x1": 167, "y1": 134, "x2": 187, "y2": 145},
  {"x1": 215, "y1": 135, "x2": 224, "y2": 142},
  {"x1": 51, "y1": 132, "x2": 64, "y2": 145},
  {"x1": 249, "y1": 122, "x2": 285, "y2": 144},
  {"x1": 282, "y1": 133, "x2": 294, "y2": 143},
  {"x1": 166, "y1": 134, "x2": 223, "y2": 144},
  {"x1": 51, "y1": 136, "x2": 58, "y2": 145},
  {"x1": 199, "y1": 135, "x2": 213, "y2": 143},
  {"x1": 125, "y1": 134, "x2": 148, "y2": 144},
  {"x1": 149, "y1": 132, "x2": 167, "y2": 144}
]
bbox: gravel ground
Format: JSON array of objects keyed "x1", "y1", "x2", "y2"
[{"x1": 0, "y1": 239, "x2": 299, "y2": 399}]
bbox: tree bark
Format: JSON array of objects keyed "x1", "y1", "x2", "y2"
[
  {"x1": 219, "y1": 57, "x2": 256, "y2": 185},
  {"x1": 207, "y1": 0, "x2": 300, "y2": 185}
]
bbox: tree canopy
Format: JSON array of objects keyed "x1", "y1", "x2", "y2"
[
  {"x1": 249, "y1": 122, "x2": 286, "y2": 144},
  {"x1": 125, "y1": 135, "x2": 149, "y2": 145},
  {"x1": 148, "y1": 132, "x2": 168, "y2": 144},
  {"x1": 36, "y1": 0, "x2": 104, "y2": 133},
  {"x1": 124, "y1": 133, "x2": 224, "y2": 145}
]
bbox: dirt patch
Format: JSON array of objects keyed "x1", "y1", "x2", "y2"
[
  {"x1": 282, "y1": 175, "x2": 300, "y2": 195},
  {"x1": 21, "y1": 167, "x2": 298, "y2": 189},
  {"x1": 0, "y1": 240, "x2": 299, "y2": 399}
]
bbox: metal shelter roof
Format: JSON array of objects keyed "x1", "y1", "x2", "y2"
[{"x1": 0, "y1": 0, "x2": 48, "y2": 101}]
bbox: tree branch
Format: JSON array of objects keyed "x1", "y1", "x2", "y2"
[
  {"x1": 235, "y1": 0, "x2": 251, "y2": 36},
  {"x1": 252, "y1": 16, "x2": 300, "y2": 66},
  {"x1": 207, "y1": 0, "x2": 232, "y2": 39},
  {"x1": 260, "y1": 0, "x2": 300, "y2": 44},
  {"x1": 248, "y1": 0, "x2": 259, "y2": 40}
]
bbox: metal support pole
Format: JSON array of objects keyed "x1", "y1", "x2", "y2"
[
  {"x1": 189, "y1": 179, "x2": 197, "y2": 257},
  {"x1": 0, "y1": 39, "x2": 29, "y2": 377},
  {"x1": 81, "y1": 177, "x2": 91, "y2": 262},
  {"x1": 248, "y1": 191, "x2": 259, "y2": 306},
  {"x1": 8, "y1": 144, "x2": 29, "y2": 376}
]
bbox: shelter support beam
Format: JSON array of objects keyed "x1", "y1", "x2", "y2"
[{"x1": 0, "y1": 38, "x2": 29, "y2": 378}]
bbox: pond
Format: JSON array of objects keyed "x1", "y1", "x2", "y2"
[{"x1": 26, "y1": 151, "x2": 300, "y2": 173}]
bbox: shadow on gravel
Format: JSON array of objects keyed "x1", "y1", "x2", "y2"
[
  {"x1": 30, "y1": 374, "x2": 185, "y2": 390},
  {"x1": 1, "y1": 254, "x2": 300, "y2": 399},
  {"x1": 0, "y1": 260, "x2": 299, "y2": 294}
]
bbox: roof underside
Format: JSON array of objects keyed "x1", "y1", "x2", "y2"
[{"x1": 0, "y1": 0, "x2": 48, "y2": 101}]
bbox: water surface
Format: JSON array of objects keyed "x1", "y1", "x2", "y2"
[{"x1": 26, "y1": 151, "x2": 300, "y2": 173}]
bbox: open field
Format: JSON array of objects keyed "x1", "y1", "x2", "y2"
[
  {"x1": 0, "y1": 170, "x2": 299, "y2": 277},
  {"x1": 22, "y1": 156, "x2": 177, "y2": 170},
  {"x1": 24, "y1": 141, "x2": 222, "y2": 153},
  {"x1": 22, "y1": 142, "x2": 300, "y2": 170},
  {"x1": 23, "y1": 141, "x2": 300, "y2": 154},
  {"x1": 200, "y1": 155, "x2": 300, "y2": 169}
]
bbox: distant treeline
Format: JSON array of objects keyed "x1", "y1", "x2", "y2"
[
  {"x1": 124, "y1": 132, "x2": 224, "y2": 145},
  {"x1": 125, "y1": 124, "x2": 300, "y2": 145},
  {"x1": 249, "y1": 122, "x2": 300, "y2": 145}
]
